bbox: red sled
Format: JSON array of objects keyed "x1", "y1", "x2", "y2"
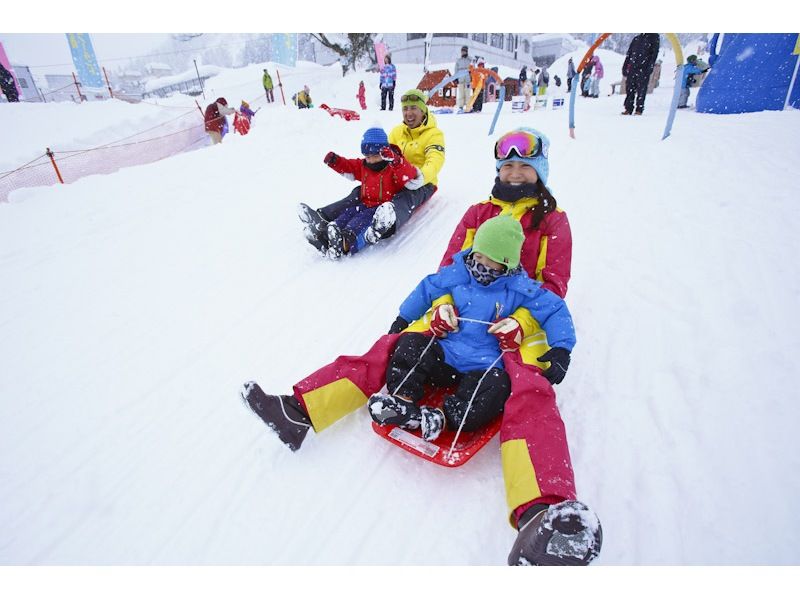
[
  {"x1": 233, "y1": 113, "x2": 251, "y2": 135},
  {"x1": 371, "y1": 385, "x2": 501, "y2": 468},
  {"x1": 320, "y1": 103, "x2": 361, "y2": 121}
]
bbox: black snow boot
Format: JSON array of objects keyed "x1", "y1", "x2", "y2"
[
  {"x1": 368, "y1": 393, "x2": 421, "y2": 429},
  {"x1": 241, "y1": 381, "x2": 313, "y2": 451},
  {"x1": 298, "y1": 203, "x2": 329, "y2": 255},
  {"x1": 507, "y1": 500, "x2": 603, "y2": 566}
]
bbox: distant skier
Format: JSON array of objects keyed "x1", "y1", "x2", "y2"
[
  {"x1": 298, "y1": 127, "x2": 419, "y2": 259},
  {"x1": 454, "y1": 45, "x2": 471, "y2": 110},
  {"x1": 566, "y1": 58, "x2": 576, "y2": 92},
  {"x1": 589, "y1": 55, "x2": 604, "y2": 97}
]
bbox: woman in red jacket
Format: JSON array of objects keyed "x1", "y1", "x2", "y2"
[{"x1": 299, "y1": 127, "x2": 420, "y2": 259}]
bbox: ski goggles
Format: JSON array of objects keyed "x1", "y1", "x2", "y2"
[{"x1": 494, "y1": 130, "x2": 544, "y2": 160}]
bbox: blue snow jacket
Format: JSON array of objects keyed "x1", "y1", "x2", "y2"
[
  {"x1": 398, "y1": 250, "x2": 576, "y2": 373},
  {"x1": 680, "y1": 63, "x2": 706, "y2": 89},
  {"x1": 380, "y1": 63, "x2": 397, "y2": 89}
]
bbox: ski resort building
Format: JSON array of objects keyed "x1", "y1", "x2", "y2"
[{"x1": 380, "y1": 34, "x2": 539, "y2": 70}]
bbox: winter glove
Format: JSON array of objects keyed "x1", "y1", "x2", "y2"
[
  {"x1": 379, "y1": 146, "x2": 398, "y2": 163},
  {"x1": 430, "y1": 304, "x2": 459, "y2": 338},
  {"x1": 404, "y1": 167, "x2": 425, "y2": 190},
  {"x1": 388, "y1": 316, "x2": 409, "y2": 335},
  {"x1": 537, "y1": 347, "x2": 571, "y2": 385},
  {"x1": 487, "y1": 317, "x2": 523, "y2": 352},
  {"x1": 324, "y1": 151, "x2": 338, "y2": 165}
]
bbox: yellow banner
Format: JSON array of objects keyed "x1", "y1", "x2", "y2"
[{"x1": 794, "y1": 33, "x2": 800, "y2": 55}]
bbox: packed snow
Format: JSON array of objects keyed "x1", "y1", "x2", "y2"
[{"x1": 1, "y1": 55, "x2": 799, "y2": 568}]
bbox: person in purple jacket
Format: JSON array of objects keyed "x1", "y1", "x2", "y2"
[
  {"x1": 589, "y1": 55, "x2": 604, "y2": 98},
  {"x1": 379, "y1": 54, "x2": 397, "y2": 111}
]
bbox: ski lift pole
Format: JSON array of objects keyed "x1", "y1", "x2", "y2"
[
  {"x1": 276, "y1": 69, "x2": 286, "y2": 105},
  {"x1": 194, "y1": 99, "x2": 204, "y2": 118},
  {"x1": 193, "y1": 60, "x2": 205, "y2": 100},
  {"x1": 102, "y1": 66, "x2": 114, "y2": 99},
  {"x1": 46, "y1": 148, "x2": 64, "y2": 184},
  {"x1": 72, "y1": 72, "x2": 83, "y2": 103}
]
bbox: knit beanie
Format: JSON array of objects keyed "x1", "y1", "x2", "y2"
[
  {"x1": 361, "y1": 127, "x2": 389, "y2": 155},
  {"x1": 495, "y1": 127, "x2": 550, "y2": 186},
  {"x1": 400, "y1": 89, "x2": 428, "y2": 114},
  {"x1": 471, "y1": 215, "x2": 525, "y2": 270}
]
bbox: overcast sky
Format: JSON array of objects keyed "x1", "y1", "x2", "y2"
[{"x1": 1, "y1": 34, "x2": 174, "y2": 69}]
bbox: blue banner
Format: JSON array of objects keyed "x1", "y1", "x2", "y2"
[
  {"x1": 66, "y1": 33, "x2": 103, "y2": 88},
  {"x1": 270, "y1": 34, "x2": 297, "y2": 67}
]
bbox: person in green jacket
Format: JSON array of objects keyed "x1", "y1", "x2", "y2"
[{"x1": 262, "y1": 69, "x2": 274, "y2": 103}]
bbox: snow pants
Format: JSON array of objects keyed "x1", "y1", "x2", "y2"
[
  {"x1": 292, "y1": 329, "x2": 577, "y2": 527},
  {"x1": 624, "y1": 72, "x2": 650, "y2": 113},
  {"x1": 677, "y1": 87, "x2": 691, "y2": 108},
  {"x1": 388, "y1": 332, "x2": 511, "y2": 431},
  {"x1": 457, "y1": 82, "x2": 469, "y2": 109},
  {"x1": 381, "y1": 85, "x2": 395, "y2": 111},
  {"x1": 332, "y1": 203, "x2": 378, "y2": 254},
  {"x1": 318, "y1": 184, "x2": 436, "y2": 238}
]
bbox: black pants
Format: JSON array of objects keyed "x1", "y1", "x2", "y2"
[
  {"x1": 624, "y1": 73, "x2": 649, "y2": 113},
  {"x1": 472, "y1": 88, "x2": 484, "y2": 112},
  {"x1": 264, "y1": 88, "x2": 274, "y2": 103},
  {"x1": 387, "y1": 333, "x2": 511, "y2": 432},
  {"x1": 318, "y1": 184, "x2": 436, "y2": 238},
  {"x1": 381, "y1": 86, "x2": 395, "y2": 110}
]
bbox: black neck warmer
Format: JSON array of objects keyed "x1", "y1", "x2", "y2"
[
  {"x1": 364, "y1": 160, "x2": 389, "y2": 172},
  {"x1": 489, "y1": 177, "x2": 557, "y2": 229}
]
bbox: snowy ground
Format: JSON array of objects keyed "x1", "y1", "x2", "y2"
[{"x1": 1, "y1": 58, "x2": 800, "y2": 568}]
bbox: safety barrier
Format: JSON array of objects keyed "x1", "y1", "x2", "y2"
[{"x1": 1, "y1": 67, "x2": 311, "y2": 202}]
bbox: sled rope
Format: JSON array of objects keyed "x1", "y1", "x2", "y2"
[
  {"x1": 446, "y1": 352, "x2": 504, "y2": 460},
  {"x1": 390, "y1": 334, "x2": 438, "y2": 397},
  {"x1": 457, "y1": 316, "x2": 495, "y2": 326}
]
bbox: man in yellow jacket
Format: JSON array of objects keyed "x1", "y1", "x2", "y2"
[{"x1": 306, "y1": 89, "x2": 445, "y2": 245}]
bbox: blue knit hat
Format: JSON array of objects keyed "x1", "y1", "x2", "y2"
[
  {"x1": 361, "y1": 127, "x2": 389, "y2": 155},
  {"x1": 495, "y1": 127, "x2": 550, "y2": 186}
]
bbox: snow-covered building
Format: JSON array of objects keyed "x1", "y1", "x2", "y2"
[
  {"x1": 380, "y1": 34, "x2": 539, "y2": 70},
  {"x1": 142, "y1": 64, "x2": 221, "y2": 99},
  {"x1": 9, "y1": 65, "x2": 44, "y2": 102},
  {"x1": 145, "y1": 62, "x2": 173, "y2": 77},
  {"x1": 529, "y1": 34, "x2": 582, "y2": 67}
]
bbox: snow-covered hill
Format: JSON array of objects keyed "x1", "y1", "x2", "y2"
[{"x1": 1, "y1": 58, "x2": 799, "y2": 568}]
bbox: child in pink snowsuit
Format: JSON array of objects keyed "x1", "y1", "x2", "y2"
[{"x1": 357, "y1": 81, "x2": 367, "y2": 110}]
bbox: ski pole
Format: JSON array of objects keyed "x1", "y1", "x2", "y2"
[{"x1": 446, "y1": 352, "x2": 504, "y2": 460}]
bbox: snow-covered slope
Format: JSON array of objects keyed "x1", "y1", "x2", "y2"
[{"x1": 1, "y1": 59, "x2": 799, "y2": 566}]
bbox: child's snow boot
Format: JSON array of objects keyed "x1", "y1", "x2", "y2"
[
  {"x1": 365, "y1": 202, "x2": 396, "y2": 244},
  {"x1": 298, "y1": 203, "x2": 329, "y2": 255},
  {"x1": 241, "y1": 381, "x2": 312, "y2": 451},
  {"x1": 419, "y1": 406, "x2": 445, "y2": 441},
  {"x1": 507, "y1": 500, "x2": 603, "y2": 566},
  {"x1": 368, "y1": 393, "x2": 421, "y2": 430},
  {"x1": 326, "y1": 222, "x2": 345, "y2": 259}
]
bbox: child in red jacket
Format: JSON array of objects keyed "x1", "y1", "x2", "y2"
[
  {"x1": 299, "y1": 127, "x2": 420, "y2": 259},
  {"x1": 357, "y1": 80, "x2": 367, "y2": 110}
]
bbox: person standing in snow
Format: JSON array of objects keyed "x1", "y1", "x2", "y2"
[
  {"x1": 357, "y1": 80, "x2": 367, "y2": 110},
  {"x1": 262, "y1": 69, "x2": 274, "y2": 103},
  {"x1": 298, "y1": 127, "x2": 419, "y2": 259},
  {"x1": 204, "y1": 97, "x2": 235, "y2": 144},
  {"x1": 622, "y1": 33, "x2": 660, "y2": 115},
  {"x1": 518, "y1": 65, "x2": 528, "y2": 89},
  {"x1": 589, "y1": 55, "x2": 604, "y2": 98},
  {"x1": 677, "y1": 55, "x2": 709, "y2": 109},
  {"x1": 581, "y1": 60, "x2": 593, "y2": 97},
  {"x1": 566, "y1": 58, "x2": 576, "y2": 92},
  {"x1": 299, "y1": 89, "x2": 445, "y2": 248},
  {"x1": 537, "y1": 66, "x2": 549, "y2": 96},
  {"x1": 379, "y1": 55, "x2": 397, "y2": 111},
  {"x1": 0, "y1": 63, "x2": 19, "y2": 102},
  {"x1": 522, "y1": 78, "x2": 533, "y2": 111},
  {"x1": 454, "y1": 45, "x2": 471, "y2": 111},
  {"x1": 469, "y1": 59, "x2": 487, "y2": 112}
]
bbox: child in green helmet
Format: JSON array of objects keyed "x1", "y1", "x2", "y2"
[{"x1": 368, "y1": 215, "x2": 576, "y2": 442}]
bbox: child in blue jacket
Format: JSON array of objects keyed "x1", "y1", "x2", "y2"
[
  {"x1": 368, "y1": 215, "x2": 576, "y2": 441},
  {"x1": 678, "y1": 55, "x2": 709, "y2": 109}
]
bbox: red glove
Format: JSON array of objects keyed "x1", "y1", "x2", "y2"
[
  {"x1": 379, "y1": 146, "x2": 397, "y2": 163},
  {"x1": 430, "y1": 304, "x2": 459, "y2": 338},
  {"x1": 488, "y1": 317, "x2": 523, "y2": 352},
  {"x1": 323, "y1": 151, "x2": 338, "y2": 165}
]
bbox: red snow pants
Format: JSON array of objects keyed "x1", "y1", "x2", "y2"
[{"x1": 292, "y1": 332, "x2": 577, "y2": 527}]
